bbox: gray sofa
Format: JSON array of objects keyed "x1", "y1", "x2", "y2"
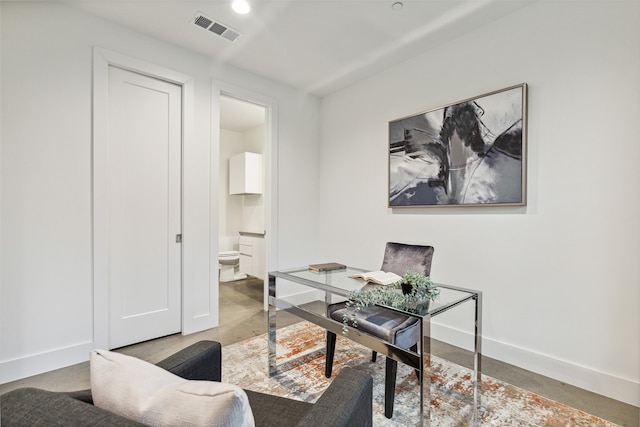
[{"x1": 1, "y1": 340, "x2": 373, "y2": 427}]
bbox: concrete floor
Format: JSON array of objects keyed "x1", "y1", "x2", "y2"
[{"x1": 1, "y1": 277, "x2": 638, "y2": 426}]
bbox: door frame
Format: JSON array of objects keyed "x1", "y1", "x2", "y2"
[
  {"x1": 93, "y1": 47, "x2": 194, "y2": 349},
  {"x1": 211, "y1": 81, "x2": 278, "y2": 315}
]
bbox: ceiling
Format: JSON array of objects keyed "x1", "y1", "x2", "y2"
[{"x1": 63, "y1": 0, "x2": 535, "y2": 97}]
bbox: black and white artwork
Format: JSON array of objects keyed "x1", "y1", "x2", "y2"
[{"x1": 389, "y1": 84, "x2": 527, "y2": 207}]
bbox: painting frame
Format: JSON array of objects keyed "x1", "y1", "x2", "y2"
[{"x1": 388, "y1": 83, "x2": 527, "y2": 208}]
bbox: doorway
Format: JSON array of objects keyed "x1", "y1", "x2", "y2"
[{"x1": 218, "y1": 94, "x2": 268, "y2": 325}]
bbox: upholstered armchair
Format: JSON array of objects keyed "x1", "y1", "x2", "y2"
[{"x1": 325, "y1": 242, "x2": 434, "y2": 418}]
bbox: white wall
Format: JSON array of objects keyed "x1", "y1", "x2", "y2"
[
  {"x1": 219, "y1": 129, "x2": 245, "y2": 251},
  {"x1": 219, "y1": 124, "x2": 266, "y2": 250},
  {"x1": 317, "y1": 1, "x2": 639, "y2": 406},
  {"x1": 0, "y1": 2, "x2": 320, "y2": 383},
  {"x1": 243, "y1": 124, "x2": 266, "y2": 234}
]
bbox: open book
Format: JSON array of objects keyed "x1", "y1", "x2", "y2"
[{"x1": 349, "y1": 271, "x2": 402, "y2": 286}]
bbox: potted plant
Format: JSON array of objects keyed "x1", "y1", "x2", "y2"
[{"x1": 342, "y1": 270, "x2": 440, "y2": 335}]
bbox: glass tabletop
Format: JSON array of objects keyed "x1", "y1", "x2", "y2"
[{"x1": 270, "y1": 266, "x2": 479, "y2": 318}]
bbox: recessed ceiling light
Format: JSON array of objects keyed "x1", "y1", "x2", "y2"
[
  {"x1": 391, "y1": 2, "x2": 404, "y2": 11},
  {"x1": 232, "y1": 0, "x2": 251, "y2": 15}
]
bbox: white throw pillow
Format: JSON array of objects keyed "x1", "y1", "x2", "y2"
[{"x1": 90, "y1": 349, "x2": 255, "y2": 427}]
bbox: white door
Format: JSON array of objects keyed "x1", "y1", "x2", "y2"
[{"x1": 107, "y1": 66, "x2": 182, "y2": 349}]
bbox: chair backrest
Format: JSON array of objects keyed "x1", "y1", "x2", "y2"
[{"x1": 379, "y1": 242, "x2": 434, "y2": 277}]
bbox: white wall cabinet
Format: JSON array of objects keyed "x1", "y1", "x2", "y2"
[
  {"x1": 238, "y1": 235, "x2": 265, "y2": 279},
  {"x1": 229, "y1": 152, "x2": 262, "y2": 195},
  {"x1": 252, "y1": 237, "x2": 265, "y2": 280},
  {"x1": 239, "y1": 236, "x2": 252, "y2": 275}
]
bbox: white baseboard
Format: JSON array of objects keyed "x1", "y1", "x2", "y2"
[
  {"x1": 0, "y1": 341, "x2": 94, "y2": 385},
  {"x1": 431, "y1": 322, "x2": 640, "y2": 407}
]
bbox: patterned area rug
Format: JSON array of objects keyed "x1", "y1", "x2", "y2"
[{"x1": 221, "y1": 322, "x2": 618, "y2": 426}]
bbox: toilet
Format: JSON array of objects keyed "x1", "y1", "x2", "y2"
[{"x1": 219, "y1": 251, "x2": 245, "y2": 282}]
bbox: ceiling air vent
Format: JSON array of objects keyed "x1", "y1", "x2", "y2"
[{"x1": 192, "y1": 12, "x2": 241, "y2": 42}]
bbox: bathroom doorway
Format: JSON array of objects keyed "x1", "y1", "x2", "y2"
[{"x1": 218, "y1": 94, "x2": 269, "y2": 328}]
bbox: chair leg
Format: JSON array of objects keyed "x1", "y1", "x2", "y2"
[
  {"x1": 325, "y1": 331, "x2": 336, "y2": 378},
  {"x1": 371, "y1": 351, "x2": 377, "y2": 362},
  {"x1": 384, "y1": 357, "x2": 398, "y2": 418}
]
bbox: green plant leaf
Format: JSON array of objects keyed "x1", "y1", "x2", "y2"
[{"x1": 342, "y1": 270, "x2": 439, "y2": 336}]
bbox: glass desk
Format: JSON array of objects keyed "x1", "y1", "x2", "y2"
[{"x1": 268, "y1": 266, "x2": 482, "y2": 427}]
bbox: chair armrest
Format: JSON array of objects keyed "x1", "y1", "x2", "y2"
[
  {"x1": 1, "y1": 388, "x2": 145, "y2": 427},
  {"x1": 155, "y1": 340, "x2": 222, "y2": 382},
  {"x1": 296, "y1": 368, "x2": 373, "y2": 427}
]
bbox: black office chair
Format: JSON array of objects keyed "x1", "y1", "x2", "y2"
[{"x1": 325, "y1": 242, "x2": 434, "y2": 419}]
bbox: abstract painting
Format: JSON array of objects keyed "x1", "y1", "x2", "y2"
[{"x1": 389, "y1": 84, "x2": 527, "y2": 207}]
